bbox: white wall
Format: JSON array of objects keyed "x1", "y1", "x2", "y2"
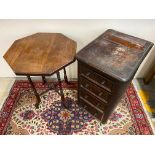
[{"x1": 0, "y1": 19, "x2": 155, "y2": 78}]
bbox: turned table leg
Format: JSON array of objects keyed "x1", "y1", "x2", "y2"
[
  {"x1": 27, "y1": 75, "x2": 41, "y2": 109},
  {"x1": 42, "y1": 76, "x2": 46, "y2": 84},
  {"x1": 56, "y1": 71, "x2": 66, "y2": 106},
  {"x1": 63, "y1": 68, "x2": 71, "y2": 84}
]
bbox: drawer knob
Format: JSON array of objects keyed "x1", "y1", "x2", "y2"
[{"x1": 86, "y1": 72, "x2": 90, "y2": 76}]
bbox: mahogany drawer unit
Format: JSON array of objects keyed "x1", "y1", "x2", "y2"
[{"x1": 76, "y1": 29, "x2": 154, "y2": 123}]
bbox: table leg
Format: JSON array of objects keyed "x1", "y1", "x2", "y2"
[
  {"x1": 27, "y1": 76, "x2": 41, "y2": 109},
  {"x1": 63, "y1": 68, "x2": 71, "y2": 85},
  {"x1": 42, "y1": 76, "x2": 46, "y2": 84},
  {"x1": 56, "y1": 71, "x2": 65, "y2": 105}
]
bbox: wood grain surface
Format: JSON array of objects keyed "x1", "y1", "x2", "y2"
[{"x1": 3, "y1": 33, "x2": 77, "y2": 75}]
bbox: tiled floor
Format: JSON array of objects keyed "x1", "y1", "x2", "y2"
[{"x1": 0, "y1": 77, "x2": 155, "y2": 134}]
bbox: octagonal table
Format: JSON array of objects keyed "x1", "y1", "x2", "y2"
[{"x1": 3, "y1": 33, "x2": 77, "y2": 108}]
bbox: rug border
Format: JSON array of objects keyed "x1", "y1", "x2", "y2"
[
  {"x1": 0, "y1": 81, "x2": 21, "y2": 134},
  {"x1": 126, "y1": 83, "x2": 153, "y2": 135}
]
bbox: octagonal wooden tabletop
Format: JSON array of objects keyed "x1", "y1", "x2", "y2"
[{"x1": 3, "y1": 33, "x2": 77, "y2": 75}]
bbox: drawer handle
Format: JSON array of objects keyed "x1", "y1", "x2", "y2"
[
  {"x1": 97, "y1": 103, "x2": 100, "y2": 107},
  {"x1": 84, "y1": 105, "x2": 87, "y2": 109},
  {"x1": 86, "y1": 72, "x2": 90, "y2": 76},
  {"x1": 101, "y1": 80, "x2": 106, "y2": 85},
  {"x1": 85, "y1": 84, "x2": 89, "y2": 88},
  {"x1": 94, "y1": 112, "x2": 98, "y2": 117},
  {"x1": 84, "y1": 95, "x2": 88, "y2": 99},
  {"x1": 98, "y1": 92, "x2": 103, "y2": 97}
]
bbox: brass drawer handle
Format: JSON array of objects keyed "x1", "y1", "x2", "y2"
[
  {"x1": 84, "y1": 105, "x2": 87, "y2": 109},
  {"x1": 85, "y1": 84, "x2": 89, "y2": 88},
  {"x1": 98, "y1": 92, "x2": 103, "y2": 97},
  {"x1": 86, "y1": 72, "x2": 90, "y2": 76},
  {"x1": 101, "y1": 80, "x2": 106, "y2": 85},
  {"x1": 84, "y1": 95, "x2": 88, "y2": 99},
  {"x1": 97, "y1": 103, "x2": 100, "y2": 107},
  {"x1": 94, "y1": 112, "x2": 98, "y2": 117}
]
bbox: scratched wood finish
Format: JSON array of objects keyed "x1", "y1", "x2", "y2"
[
  {"x1": 77, "y1": 29, "x2": 153, "y2": 123},
  {"x1": 77, "y1": 29, "x2": 153, "y2": 81},
  {"x1": 3, "y1": 33, "x2": 77, "y2": 75}
]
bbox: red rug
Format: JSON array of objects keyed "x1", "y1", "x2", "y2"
[{"x1": 0, "y1": 80, "x2": 153, "y2": 135}]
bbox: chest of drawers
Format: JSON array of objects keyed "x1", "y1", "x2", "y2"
[{"x1": 76, "y1": 29, "x2": 153, "y2": 123}]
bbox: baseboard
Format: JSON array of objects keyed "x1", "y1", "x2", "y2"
[{"x1": 6, "y1": 77, "x2": 78, "y2": 81}]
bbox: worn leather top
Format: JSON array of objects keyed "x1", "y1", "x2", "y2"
[{"x1": 76, "y1": 29, "x2": 154, "y2": 81}]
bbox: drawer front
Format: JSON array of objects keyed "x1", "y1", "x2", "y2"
[
  {"x1": 79, "y1": 76, "x2": 111, "y2": 104},
  {"x1": 79, "y1": 64, "x2": 113, "y2": 92},
  {"x1": 79, "y1": 87, "x2": 105, "y2": 111},
  {"x1": 79, "y1": 98, "x2": 104, "y2": 121}
]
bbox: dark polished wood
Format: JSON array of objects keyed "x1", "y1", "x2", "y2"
[
  {"x1": 42, "y1": 76, "x2": 46, "y2": 84},
  {"x1": 3, "y1": 33, "x2": 77, "y2": 108},
  {"x1": 56, "y1": 71, "x2": 65, "y2": 102},
  {"x1": 77, "y1": 29, "x2": 153, "y2": 82},
  {"x1": 63, "y1": 68, "x2": 71, "y2": 84},
  {"x1": 76, "y1": 29, "x2": 153, "y2": 123},
  {"x1": 27, "y1": 75, "x2": 40, "y2": 109}
]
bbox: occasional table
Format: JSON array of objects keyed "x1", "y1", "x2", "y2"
[{"x1": 3, "y1": 33, "x2": 77, "y2": 108}]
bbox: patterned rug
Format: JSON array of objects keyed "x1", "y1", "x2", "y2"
[{"x1": 0, "y1": 80, "x2": 153, "y2": 135}]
